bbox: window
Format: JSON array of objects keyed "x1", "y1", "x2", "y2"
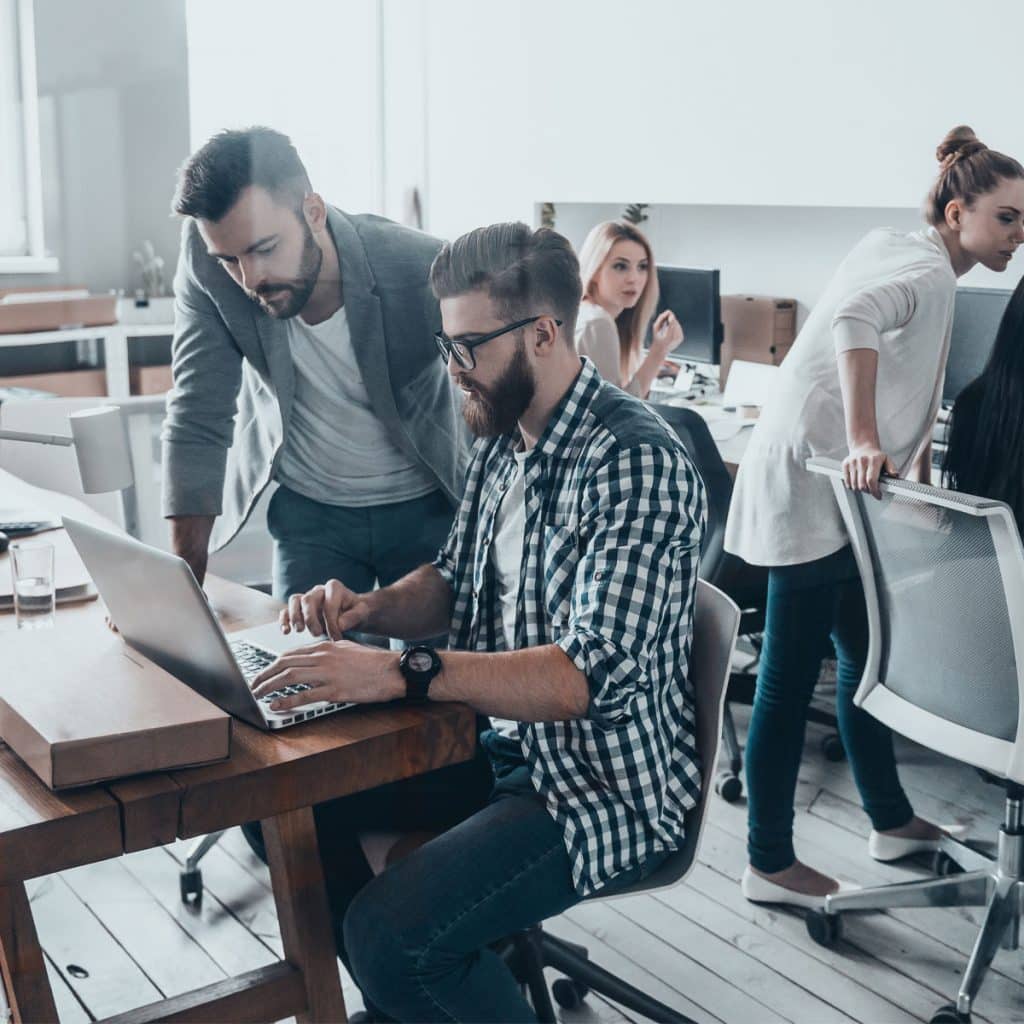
[{"x1": 0, "y1": 0, "x2": 55, "y2": 272}]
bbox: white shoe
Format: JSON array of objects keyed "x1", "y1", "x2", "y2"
[
  {"x1": 868, "y1": 823, "x2": 970, "y2": 862},
  {"x1": 741, "y1": 866, "x2": 858, "y2": 910}
]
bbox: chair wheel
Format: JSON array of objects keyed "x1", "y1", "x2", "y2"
[
  {"x1": 715, "y1": 771, "x2": 743, "y2": 803},
  {"x1": 805, "y1": 910, "x2": 842, "y2": 947},
  {"x1": 821, "y1": 733, "x2": 846, "y2": 762},
  {"x1": 180, "y1": 868, "x2": 203, "y2": 905},
  {"x1": 932, "y1": 851, "x2": 964, "y2": 876},
  {"x1": 552, "y1": 978, "x2": 589, "y2": 1010},
  {"x1": 930, "y1": 1004, "x2": 969, "y2": 1023}
]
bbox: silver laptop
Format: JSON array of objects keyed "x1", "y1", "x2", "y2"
[{"x1": 62, "y1": 516, "x2": 353, "y2": 730}]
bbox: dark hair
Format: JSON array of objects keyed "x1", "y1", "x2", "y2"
[
  {"x1": 943, "y1": 276, "x2": 1024, "y2": 530},
  {"x1": 172, "y1": 126, "x2": 311, "y2": 221},
  {"x1": 925, "y1": 125, "x2": 1024, "y2": 227},
  {"x1": 429, "y1": 222, "x2": 581, "y2": 342}
]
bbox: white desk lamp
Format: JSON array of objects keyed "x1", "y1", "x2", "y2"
[{"x1": 0, "y1": 405, "x2": 136, "y2": 527}]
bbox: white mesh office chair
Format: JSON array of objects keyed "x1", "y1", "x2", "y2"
[{"x1": 804, "y1": 457, "x2": 1024, "y2": 1024}]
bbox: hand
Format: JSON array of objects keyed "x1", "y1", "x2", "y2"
[
  {"x1": 281, "y1": 579, "x2": 372, "y2": 640},
  {"x1": 842, "y1": 445, "x2": 898, "y2": 499},
  {"x1": 249, "y1": 638, "x2": 405, "y2": 711},
  {"x1": 650, "y1": 310, "x2": 683, "y2": 355}
]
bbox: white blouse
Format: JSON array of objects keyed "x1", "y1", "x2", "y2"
[
  {"x1": 575, "y1": 302, "x2": 642, "y2": 396},
  {"x1": 724, "y1": 226, "x2": 957, "y2": 567}
]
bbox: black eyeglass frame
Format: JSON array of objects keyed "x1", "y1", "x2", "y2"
[{"x1": 434, "y1": 315, "x2": 563, "y2": 370}]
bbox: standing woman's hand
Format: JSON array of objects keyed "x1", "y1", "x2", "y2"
[
  {"x1": 842, "y1": 445, "x2": 898, "y2": 499},
  {"x1": 650, "y1": 310, "x2": 683, "y2": 357}
]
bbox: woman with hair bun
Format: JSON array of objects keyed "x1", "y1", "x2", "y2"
[
  {"x1": 575, "y1": 220, "x2": 682, "y2": 397},
  {"x1": 724, "y1": 126, "x2": 1024, "y2": 906}
]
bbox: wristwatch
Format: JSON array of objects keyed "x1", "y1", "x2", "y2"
[{"x1": 399, "y1": 644, "x2": 442, "y2": 701}]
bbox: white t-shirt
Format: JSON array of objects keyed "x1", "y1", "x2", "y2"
[
  {"x1": 275, "y1": 305, "x2": 437, "y2": 507},
  {"x1": 491, "y1": 450, "x2": 529, "y2": 650},
  {"x1": 724, "y1": 226, "x2": 957, "y2": 567}
]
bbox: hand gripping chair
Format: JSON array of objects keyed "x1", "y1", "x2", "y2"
[
  {"x1": 651, "y1": 403, "x2": 841, "y2": 802},
  {"x1": 805, "y1": 457, "x2": 1024, "y2": 1024},
  {"x1": 501, "y1": 578, "x2": 740, "y2": 1022}
]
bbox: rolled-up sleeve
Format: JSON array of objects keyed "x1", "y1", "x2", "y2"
[
  {"x1": 555, "y1": 443, "x2": 704, "y2": 729},
  {"x1": 831, "y1": 275, "x2": 919, "y2": 355},
  {"x1": 161, "y1": 225, "x2": 244, "y2": 518}
]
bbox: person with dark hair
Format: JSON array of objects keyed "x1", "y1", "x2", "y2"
[
  {"x1": 724, "y1": 126, "x2": 1024, "y2": 907},
  {"x1": 246, "y1": 222, "x2": 706, "y2": 1021},
  {"x1": 162, "y1": 126, "x2": 469, "y2": 604},
  {"x1": 944, "y1": 275, "x2": 1024, "y2": 528}
]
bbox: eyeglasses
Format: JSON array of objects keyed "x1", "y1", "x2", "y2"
[{"x1": 434, "y1": 315, "x2": 563, "y2": 371}]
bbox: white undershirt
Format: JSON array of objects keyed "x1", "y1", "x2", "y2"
[{"x1": 491, "y1": 450, "x2": 529, "y2": 651}]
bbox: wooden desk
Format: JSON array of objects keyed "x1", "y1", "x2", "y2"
[{"x1": 0, "y1": 567, "x2": 477, "y2": 1023}]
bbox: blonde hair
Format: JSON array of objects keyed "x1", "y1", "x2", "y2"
[{"x1": 578, "y1": 220, "x2": 659, "y2": 382}]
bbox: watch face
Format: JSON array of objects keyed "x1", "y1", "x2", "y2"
[{"x1": 407, "y1": 650, "x2": 434, "y2": 673}]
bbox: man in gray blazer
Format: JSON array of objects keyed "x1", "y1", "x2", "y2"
[{"x1": 163, "y1": 127, "x2": 469, "y2": 602}]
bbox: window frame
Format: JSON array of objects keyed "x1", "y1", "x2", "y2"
[{"x1": 1, "y1": 0, "x2": 56, "y2": 273}]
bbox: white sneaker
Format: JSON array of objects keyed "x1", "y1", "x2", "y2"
[
  {"x1": 868, "y1": 823, "x2": 970, "y2": 862},
  {"x1": 741, "y1": 865, "x2": 858, "y2": 910}
]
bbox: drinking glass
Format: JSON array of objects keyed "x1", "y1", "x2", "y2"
[{"x1": 10, "y1": 541, "x2": 55, "y2": 630}]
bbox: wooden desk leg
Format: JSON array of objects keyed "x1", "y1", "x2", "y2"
[
  {"x1": 0, "y1": 882, "x2": 58, "y2": 1024},
  {"x1": 262, "y1": 808, "x2": 348, "y2": 1024}
]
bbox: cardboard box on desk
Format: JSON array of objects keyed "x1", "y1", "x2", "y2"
[
  {"x1": 720, "y1": 295, "x2": 797, "y2": 388},
  {"x1": 0, "y1": 623, "x2": 230, "y2": 789},
  {"x1": 0, "y1": 288, "x2": 117, "y2": 335}
]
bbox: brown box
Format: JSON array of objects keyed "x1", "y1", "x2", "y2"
[
  {"x1": 0, "y1": 622, "x2": 230, "y2": 789},
  {"x1": 0, "y1": 369, "x2": 107, "y2": 397},
  {"x1": 720, "y1": 295, "x2": 797, "y2": 388},
  {"x1": 129, "y1": 364, "x2": 173, "y2": 395},
  {"x1": 0, "y1": 288, "x2": 117, "y2": 335}
]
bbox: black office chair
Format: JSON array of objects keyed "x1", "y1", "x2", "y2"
[{"x1": 651, "y1": 404, "x2": 843, "y2": 801}]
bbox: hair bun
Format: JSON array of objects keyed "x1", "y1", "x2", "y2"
[{"x1": 937, "y1": 125, "x2": 987, "y2": 167}]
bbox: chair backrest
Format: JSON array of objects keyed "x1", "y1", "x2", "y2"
[
  {"x1": 650, "y1": 401, "x2": 769, "y2": 615},
  {"x1": 650, "y1": 403, "x2": 733, "y2": 580},
  {"x1": 808, "y1": 457, "x2": 1024, "y2": 784},
  {"x1": 593, "y1": 578, "x2": 740, "y2": 900}
]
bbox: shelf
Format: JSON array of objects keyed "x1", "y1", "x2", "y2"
[{"x1": 0, "y1": 323, "x2": 174, "y2": 398}]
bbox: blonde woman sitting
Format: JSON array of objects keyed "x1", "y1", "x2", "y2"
[{"x1": 575, "y1": 220, "x2": 682, "y2": 397}]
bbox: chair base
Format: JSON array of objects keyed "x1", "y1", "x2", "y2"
[
  {"x1": 507, "y1": 926, "x2": 697, "y2": 1024},
  {"x1": 807, "y1": 791, "x2": 1024, "y2": 1022}
]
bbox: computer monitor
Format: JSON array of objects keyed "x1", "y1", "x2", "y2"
[
  {"x1": 654, "y1": 266, "x2": 723, "y2": 365},
  {"x1": 943, "y1": 286, "x2": 1012, "y2": 404}
]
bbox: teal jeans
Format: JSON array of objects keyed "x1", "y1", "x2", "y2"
[
  {"x1": 746, "y1": 545, "x2": 915, "y2": 873},
  {"x1": 268, "y1": 485, "x2": 454, "y2": 603}
]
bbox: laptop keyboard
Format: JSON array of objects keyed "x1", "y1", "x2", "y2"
[{"x1": 229, "y1": 640, "x2": 313, "y2": 703}]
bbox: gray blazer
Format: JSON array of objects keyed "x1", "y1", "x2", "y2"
[{"x1": 161, "y1": 207, "x2": 469, "y2": 551}]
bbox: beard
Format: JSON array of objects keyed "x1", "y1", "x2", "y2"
[
  {"x1": 246, "y1": 219, "x2": 323, "y2": 319},
  {"x1": 459, "y1": 338, "x2": 536, "y2": 438}
]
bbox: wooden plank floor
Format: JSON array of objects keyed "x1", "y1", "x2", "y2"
[{"x1": 26, "y1": 705, "x2": 1024, "y2": 1023}]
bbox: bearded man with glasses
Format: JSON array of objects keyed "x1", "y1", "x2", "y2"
[{"x1": 248, "y1": 222, "x2": 706, "y2": 1022}]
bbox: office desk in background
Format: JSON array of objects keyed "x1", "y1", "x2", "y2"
[
  {"x1": 0, "y1": 475, "x2": 477, "y2": 1023},
  {"x1": 649, "y1": 387, "x2": 755, "y2": 472}
]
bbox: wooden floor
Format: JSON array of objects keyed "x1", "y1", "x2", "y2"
[{"x1": 25, "y1": 705, "x2": 1024, "y2": 1024}]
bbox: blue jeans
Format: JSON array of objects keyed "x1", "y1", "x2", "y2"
[
  {"x1": 245, "y1": 731, "x2": 666, "y2": 1022},
  {"x1": 746, "y1": 545, "x2": 915, "y2": 873},
  {"x1": 267, "y1": 485, "x2": 455, "y2": 602}
]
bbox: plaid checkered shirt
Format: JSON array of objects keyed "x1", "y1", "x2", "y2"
[{"x1": 433, "y1": 358, "x2": 706, "y2": 895}]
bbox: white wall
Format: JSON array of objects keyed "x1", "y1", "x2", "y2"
[
  {"x1": 401, "y1": 0, "x2": 1024, "y2": 238},
  {"x1": 186, "y1": 0, "x2": 382, "y2": 215},
  {"x1": 552, "y1": 202, "x2": 1024, "y2": 327}
]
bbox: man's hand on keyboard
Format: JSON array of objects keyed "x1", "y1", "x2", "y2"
[
  {"x1": 249, "y1": 638, "x2": 404, "y2": 710},
  {"x1": 281, "y1": 579, "x2": 370, "y2": 640}
]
